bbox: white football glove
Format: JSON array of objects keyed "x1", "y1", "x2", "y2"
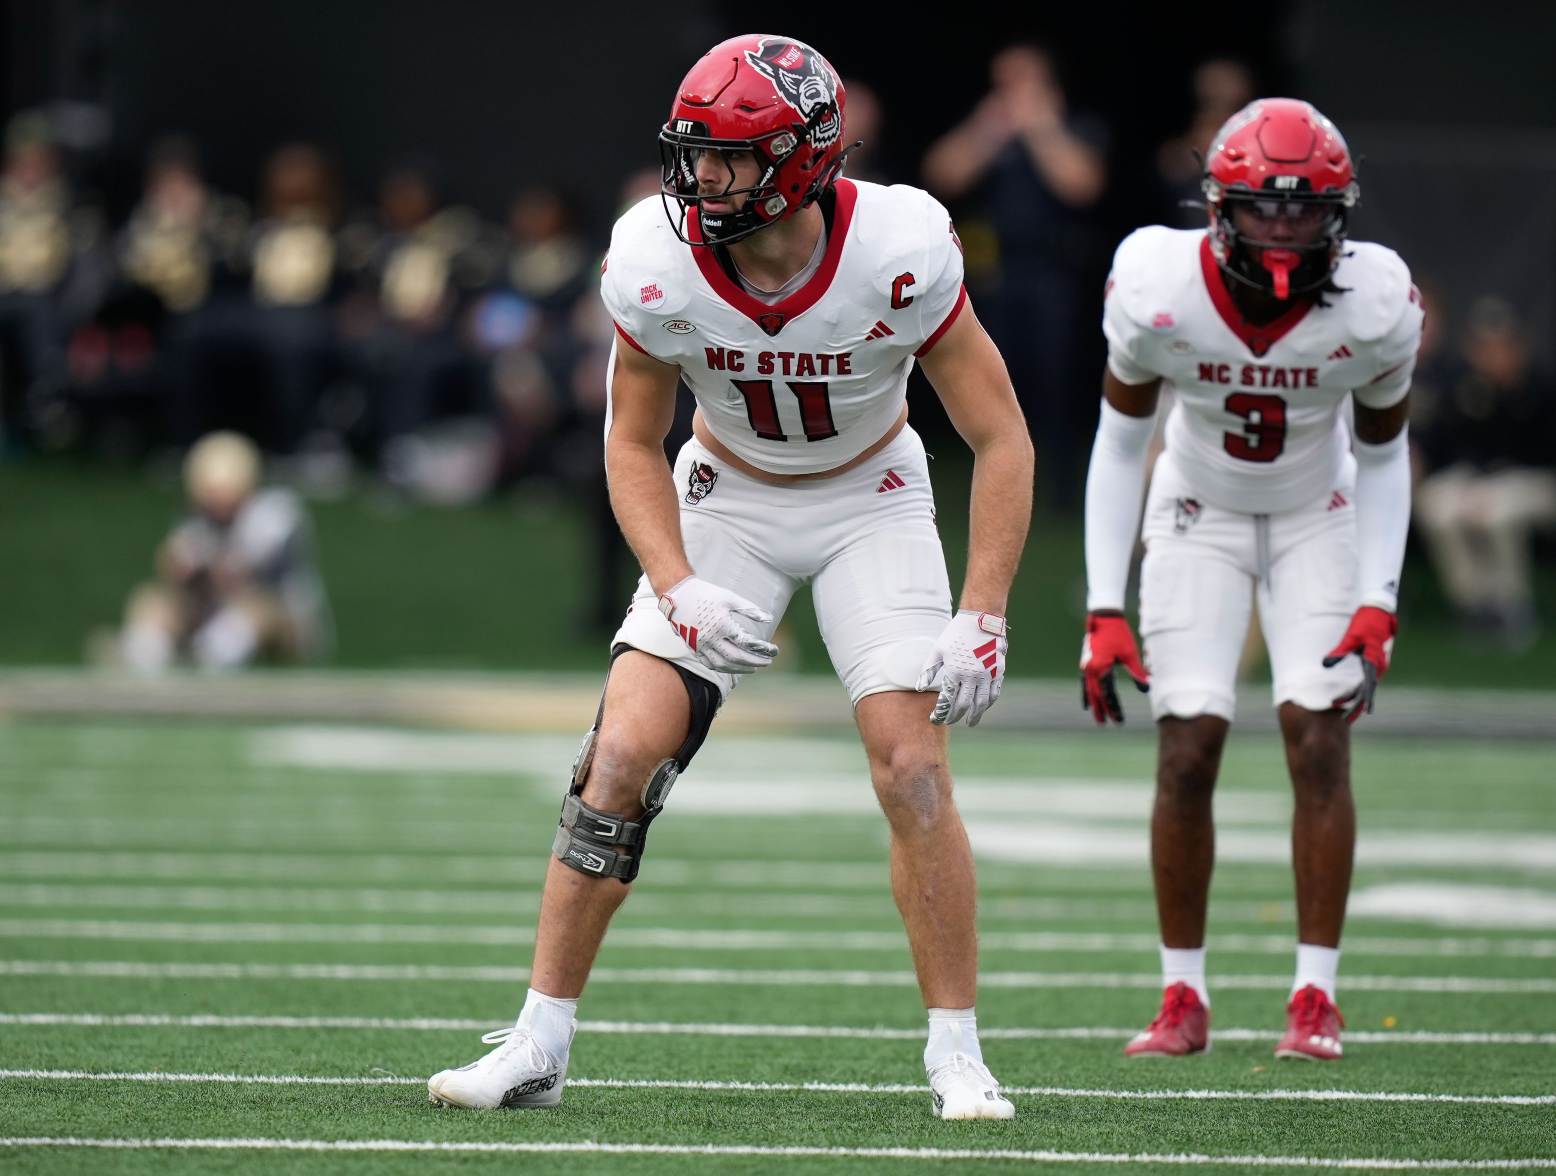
[
  {"x1": 916, "y1": 610, "x2": 1008, "y2": 727},
  {"x1": 658, "y1": 575, "x2": 778, "y2": 675}
]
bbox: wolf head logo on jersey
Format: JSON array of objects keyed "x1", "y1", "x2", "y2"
[
  {"x1": 685, "y1": 462, "x2": 719, "y2": 504},
  {"x1": 744, "y1": 39, "x2": 842, "y2": 151}
]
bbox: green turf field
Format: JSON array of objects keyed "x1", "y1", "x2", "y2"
[{"x1": 1, "y1": 710, "x2": 1553, "y2": 1172}]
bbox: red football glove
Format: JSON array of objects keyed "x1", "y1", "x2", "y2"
[
  {"x1": 1080, "y1": 612, "x2": 1150, "y2": 725},
  {"x1": 1322, "y1": 605, "x2": 1397, "y2": 724}
]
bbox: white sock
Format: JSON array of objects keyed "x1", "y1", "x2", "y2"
[
  {"x1": 1161, "y1": 944, "x2": 1210, "y2": 1007},
  {"x1": 191, "y1": 608, "x2": 259, "y2": 670},
  {"x1": 517, "y1": 987, "x2": 578, "y2": 1058},
  {"x1": 1292, "y1": 943, "x2": 1340, "y2": 1001},
  {"x1": 924, "y1": 1007, "x2": 982, "y2": 1070}
]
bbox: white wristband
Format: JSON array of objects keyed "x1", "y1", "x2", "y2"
[
  {"x1": 1353, "y1": 427, "x2": 1411, "y2": 612},
  {"x1": 1084, "y1": 400, "x2": 1156, "y2": 612}
]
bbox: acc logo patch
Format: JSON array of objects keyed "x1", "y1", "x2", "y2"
[{"x1": 664, "y1": 320, "x2": 696, "y2": 334}]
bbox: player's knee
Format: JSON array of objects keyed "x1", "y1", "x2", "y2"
[
  {"x1": 1157, "y1": 736, "x2": 1220, "y2": 802},
  {"x1": 872, "y1": 747, "x2": 953, "y2": 831},
  {"x1": 126, "y1": 583, "x2": 179, "y2": 631},
  {"x1": 1282, "y1": 710, "x2": 1349, "y2": 797},
  {"x1": 578, "y1": 729, "x2": 666, "y2": 817}
]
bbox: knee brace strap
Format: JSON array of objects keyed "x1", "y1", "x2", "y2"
[{"x1": 552, "y1": 647, "x2": 721, "y2": 883}]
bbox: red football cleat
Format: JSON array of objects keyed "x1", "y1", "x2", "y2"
[
  {"x1": 1124, "y1": 982, "x2": 1210, "y2": 1057},
  {"x1": 1276, "y1": 984, "x2": 1345, "y2": 1061}
]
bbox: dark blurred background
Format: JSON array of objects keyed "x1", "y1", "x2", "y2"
[{"x1": 2, "y1": 0, "x2": 1553, "y2": 684}]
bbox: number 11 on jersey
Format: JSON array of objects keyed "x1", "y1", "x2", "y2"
[{"x1": 731, "y1": 380, "x2": 838, "y2": 442}]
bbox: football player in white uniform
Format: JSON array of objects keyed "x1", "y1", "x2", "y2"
[
  {"x1": 428, "y1": 35, "x2": 1032, "y2": 1119},
  {"x1": 1078, "y1": 100, "x2": 1421, "y2": 1061}
]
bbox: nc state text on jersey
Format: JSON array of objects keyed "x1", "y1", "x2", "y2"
[
  {"x1": 705, "y1": 347, "x2": 854, "y2": 377},
  {"x1": 1198, "y1": 362, "x2": 1321, "y2": 389}
]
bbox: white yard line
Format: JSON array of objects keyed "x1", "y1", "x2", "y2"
[
  {"x1": 0, "y1": 916, "x2": 1550, "y2": 959},
  {"x1": 1, "y1": 959, "x2": 1552, "y2": 993},
  {"x1": 1, "y1": 1013, "x2": 1552, "y2": 1046},
  {"x1": 0, "y1": 1136, "x2": 1552, "y2": 1169},
  {"x1": 2, "y1": 1069, "x2": 1553, "y2": 1106}
]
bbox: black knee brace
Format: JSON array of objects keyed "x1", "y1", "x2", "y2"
[{"x1": 552, "y1": 645, "x2": 720, "y2": 883}]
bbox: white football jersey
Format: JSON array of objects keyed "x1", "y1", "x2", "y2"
[
  {"x1": 1105, "y1": 227, "x2": 1423, "y2": 514},
  {"x1": 601, "y1": 179, "x2": 966, "y2": 475}
]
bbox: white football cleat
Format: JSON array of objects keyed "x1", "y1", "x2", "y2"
[
  {"x1": 927, "y1": 1053, "x2": 1016, "y2": 1120},
  {"x1": 427, "y1": 1022, "x2": 572, "y2": 1109}
]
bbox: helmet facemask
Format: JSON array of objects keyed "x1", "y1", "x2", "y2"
[
  {"x1": 1204, "y1": 181, "x2": 1357, "y2": 301},
  {"x1": 658, "y1": 110, "x2": 855, "y2": 247},
  {"x1": 658, "y1": 123, "x2": 800, "y2": 246}
]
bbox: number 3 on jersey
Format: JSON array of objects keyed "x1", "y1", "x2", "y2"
[
  {"x1": 732, "y1": 380, "x2": 838, "y2": 442},
  {"x1": 1223, "y1": 392, "x2": 1286, "y2": 462}
]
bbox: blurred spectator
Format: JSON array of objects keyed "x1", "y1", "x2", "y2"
[
  {"x1": 1412, "y1": 297, "x2": 1556, "y2": 651},
  {"x1": 171, "y1": 143, "x2": 342, "y2": 455},
  {"x1": 838, "y1": 78, "x2": 891, "y2": 185},
  {"x1": 119, "y1": 137, "x2": 247, "y2": 317},
  {"x1": 61, "y1": 137, "x2": 247, "y2": 455},
  {"x1": 0, "y1": 112, "x2": 107, "y2": 448},
  {"x1": 503, "y1": 186, "x2": 590, "y2": 311},
  {"x1": 105, "y1": 430, "x2": 331, "y2": 672},
  {"x1": 337, "y1": 158, "x2": 497, "y2": 487},
  {"x1": 1156, "y1": 58, "x2": 1256, "y2": 227},
  {"x1": 922, "y1": 44, "x2": 1109, "y2": 508}
]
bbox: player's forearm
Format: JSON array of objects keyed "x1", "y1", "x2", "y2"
[
  {"x1": 1353, "y1": 427, "x2": 1412, "y2": 611},
  {"x1": 959, "y1": 431, "x2": 1034, "y2": 615},
  {"x1": 1083, "y1": 400, "x2": 1156, "y2": 611},
  {"x1": 605, "y1": 436, "x2": 694, "y2": 596}
]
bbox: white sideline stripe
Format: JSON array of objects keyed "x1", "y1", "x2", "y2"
[
  {"x1": 4, "y1": 1069, "x2": 1554, "y2": 1107},
  {"x1": 1, "y1": 959, "x2": 1553, "y2": 993},
  {"x1": 1, "y1": 1013, "x2": 1552, "y2": 1046},
  {"x1": 2, "y1": 1137, "x2": 1553, "y2": 1169},
  {"x1": 0, "y1": 918, "x2": 1548, "y2": 959}
]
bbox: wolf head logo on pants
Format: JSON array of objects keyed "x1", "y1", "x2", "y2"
[{"x1": 685, "y1": 462, "x2": 719, "y2": 505}]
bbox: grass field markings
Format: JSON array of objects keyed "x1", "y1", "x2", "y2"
[
  {"x1": 5, "y1": 1069, "x2": 1555, "y2": 1107},
  {"x1": 1351, "y1": 885, "x2": 1556, "y2": 931},
  {"x1": 3, "y1": 1013, "x2": 1553, "y2": 1046},
  {"x1": 0, "y1": 851, "x2": 1213, "y2": 892},
  {"x1": 5, "y1": 819, "x2": 1555, "y2": 874},
  {"x1": 965, "y1": 822, "x2": 1556, "y2": 872},
  {"x1": 2, "y1": 1137, "x2": 1554, "y2": 1169},
  {"x1": 1, "y1": 917, "x2": 1551, "y2": 960},
  {"x1": 3, "y1": 960, "x2": 1553, "y2": 993}
]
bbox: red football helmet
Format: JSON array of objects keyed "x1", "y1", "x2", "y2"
[
  {"x1": 1202, "y1": 98, "x2": 1360, "y2": 300},
  {"x1": 659, "y1": 34, "x2": 854, "y2": 246}
]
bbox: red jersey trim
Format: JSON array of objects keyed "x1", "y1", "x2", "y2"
[
  {"x1": 914, "y1": 284, "x2": 968, "y2": 358},
  {"x1": 1368, "y1": 359, "x2": 1407, "y2": 385},
  {"x1": 1199, "y1": 236, "x2": 1312, "y2": 355},
  {"x1": 687, "y1": 179, "x2": 858, "y2": 335},
  {"x1": 614, "y1": 321, "x2": 650, "y2": 356}
]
